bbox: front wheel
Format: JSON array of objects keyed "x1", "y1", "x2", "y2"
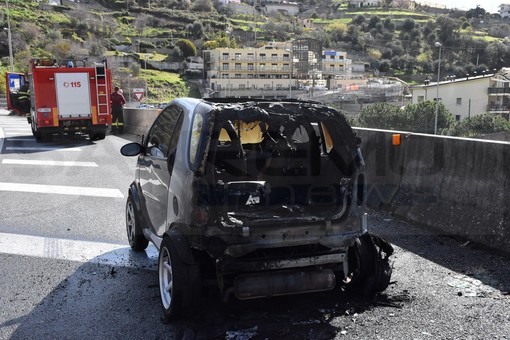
[
  {"x1": 126, "y1": 196, "x2": 149, "y2": 251},
  {"x1": 158, "y1": 236, "x2": 200, "y2": 321}
]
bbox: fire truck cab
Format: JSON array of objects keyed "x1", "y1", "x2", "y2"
[{"x1": 5, "y1": 58, "x2": 112, "y2": 141}]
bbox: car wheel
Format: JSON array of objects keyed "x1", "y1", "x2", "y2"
[
  {"x1": 158, "y1": 236, "x2": 200, "y2": 321},
  {"x1": 126, "y1": 196, "x2": 149, "y2": 251},
  {"x1": 346, "y1": 233, "x2": 393, "y2": 296}
]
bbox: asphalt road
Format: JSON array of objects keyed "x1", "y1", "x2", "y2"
[{"x1": 1, "y1": 110, "x2": 509, "y2": 339}]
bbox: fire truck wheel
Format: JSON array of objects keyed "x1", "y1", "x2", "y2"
[
  {"x1": 126, "y1": 196, "x2": 149, "y2": 251},
  {"x1": 32, "y1": 123, "x2": 41, "y2": 140},
  {"x1": 41, "y1": 132, "x2": 53, "y2": 142}
]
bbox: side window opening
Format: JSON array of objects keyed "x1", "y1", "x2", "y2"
[{"x1": 146, "y1": 105, "x2": 183, "y2": 158}]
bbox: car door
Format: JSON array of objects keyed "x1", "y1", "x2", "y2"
[{"x1": 139, "y1": 104, "x2": 184, "y2": 235}]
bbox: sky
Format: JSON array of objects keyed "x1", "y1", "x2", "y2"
[{"x1": 415, "y1": 0, "x2": 503, "y2": 14}]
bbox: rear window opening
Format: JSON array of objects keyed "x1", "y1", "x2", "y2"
[{"x1": 202, "y1": 102, "x2": 360, "y2": 223}]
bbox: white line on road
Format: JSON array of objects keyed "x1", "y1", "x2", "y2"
[
  {"x1": 4, "y1": 138, "x2": 34, "y2": 141},
  {"x1": 2, "y1": 159, "x2": 98, "y2": 167},
  {"x1": 0, "y1": 232, "x2": 158, "y2": 269},
  {"x1": 0, "y1": 182, "x2": 124, "y2": 198},
  {"x1": 6, "y1": 146, "x2": 82, "y2": 152},
  {"x1": 0, "y1": 126, "x2": 4, "y2": 153}
]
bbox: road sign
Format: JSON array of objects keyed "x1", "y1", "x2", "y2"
[{"x1": 133, "y1": 88, "x2": 144, "y2": 101}]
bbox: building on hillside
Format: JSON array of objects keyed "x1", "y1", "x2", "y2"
[
  {"x1": 348, "y1": 0, "x2": 383, "y2": 7},
  {"x1": 322, "y1": 50, "x2": 352, "y2": 76},
  {"x1": 499, "y1": 3, "x2": 510, "y2": 19},
  {"x1": 263, "y1": 2, "x2": 300, "y2": 16},
  {"x1": 217, "y1": 0, "x2": 241, "y2": 4},
  {"x1": 203, "y1": 39, "x2": 330, "y2": 99},
  {"x1": 411, "y1": 69, "x2": 510, "y2": 121},
  {"x1": 390, "y1": 0, "x2": 416, "y2": 10},
  {"x1": 203, "y1": 44, "x2": 295, "y2": 99}
]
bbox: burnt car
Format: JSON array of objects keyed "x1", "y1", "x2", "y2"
[{"x1": 120, "y1": 98, "x2": 393, "y2": 321}]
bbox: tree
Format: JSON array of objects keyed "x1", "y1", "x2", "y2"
[
  {"x1": 448, "y1": 114, "x2": 510, "y2": 137},
  {"x1": 193, "y1": 0, "x2": 214, "y2": 12},
  {"x1": 356, "y1": 101, "x2": 455, "y2": 134},
  {"x1": 357, "y1": 103, "x2": 405, "y2": 130},
  {"x1": 405, "y1": 101, "x2": 455, "y2": 134},
  {"x1": 175, "y1": 38, "x2": 196, "y2": 58}
]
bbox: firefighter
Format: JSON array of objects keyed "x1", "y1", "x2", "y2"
[
  {"x1": 12, "y1": 83, "x2": 31, "y2": 116},
  {"x1": 110, "y1": 86, "x2": 126, "y2": 134}
]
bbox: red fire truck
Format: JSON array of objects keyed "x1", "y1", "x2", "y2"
[{"x1": 5, "y1": 58, "x2": 112, "y2": 141}]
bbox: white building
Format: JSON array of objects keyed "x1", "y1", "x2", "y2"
[
  {"x1": 203, "y1": 45, "x2": 295, "y2": 99},
  {"x1": 217, "y1": 0, "x2": 241, "y2": 4},
  {"x1": 348, "y1": 0, "x2": 383, "y2": 7},
  {"x1": 499, "y1": 3, "x2": 510, "y2": 19},
  {"x1": 264, "y1": 2, "x2": 300, "y2": 16},
  {"x1": 411, "y1": 70, "x2": 510, "y2": 121}
]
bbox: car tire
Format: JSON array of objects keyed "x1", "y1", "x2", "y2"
[
  {"x1": 126, "y1": 196, "x2": 149, "y2": 251},
  {"x1": 346, "y1": 233, "x2": 393, "y2": 296},
  {"x1": 158, "y1": 236, "x2": 200, "y2": 321}
]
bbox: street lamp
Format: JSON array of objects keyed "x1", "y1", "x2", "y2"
[
  {"x1": 5, "y1": 0, "x2": 14, "y2": 72},
  {"x1": 434, "y1": 42, "x2": 442, "y2": 135}
]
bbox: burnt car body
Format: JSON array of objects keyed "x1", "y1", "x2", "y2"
[{"x1": 121, "y1": 98, "x2": 393, "y2": 320}]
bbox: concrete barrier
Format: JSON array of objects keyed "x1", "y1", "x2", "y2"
[
  {"x1": 356, "y1": 127, "x2": 510, "y2": 254},
  {"x1": 123, "y1": 107, "x2": 160, "y2": 137}
]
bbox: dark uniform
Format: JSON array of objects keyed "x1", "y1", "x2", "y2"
[{"x1": 110, "y1": 87, "x2": 126, "y2": 134}]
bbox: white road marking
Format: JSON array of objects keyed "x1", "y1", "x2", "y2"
[
  {"x1": 0, "y1": 182, "x2": 124, "y2": 198},
  {"x1": 0, "y1": 125, "x2": 4, "y2": 153},
  {"x1": 2, "y1": 159, "x2": 98, "y2": 167},
  {"x1": 4, "y1": 138, "x2": 34, "y2": 141},
  {"x1": 5, "y1": 132, "x2": 31, "y2": 136},
  {"x1": 0, "y1": 232, "x2": 158, "y2": 269},
  {"x1": 6, "y1": 146, "x2": 82, "y2": 152}
]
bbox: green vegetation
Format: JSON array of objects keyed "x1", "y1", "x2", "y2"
[
  {"x1": 352, "y1": 102, "x2": 510, "y2": 137},
  {"x1": 142, "y1": 69, "x2": 189, "y2": 103}
]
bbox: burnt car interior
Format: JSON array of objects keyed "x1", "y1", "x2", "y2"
[{"x1": 203, "y1": 101, "x2": 361, "y2": 221}]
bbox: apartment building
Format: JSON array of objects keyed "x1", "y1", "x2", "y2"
[
  {"x1": 203, "y1": 45, "x2": 294, "y2": 99},
  {"x1": 203, "y1": 41, "x2": 354, "y2": 99},
  {"x1": 499, "y1": 3, "x2": 510, "y2": 19},
  {"x1": 411, "y1": 69, "x2": 510, "y2": 121}
]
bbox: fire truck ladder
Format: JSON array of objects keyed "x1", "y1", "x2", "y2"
[{"x1": 95, "y1": 62, "x2": 109, "y2": 116}]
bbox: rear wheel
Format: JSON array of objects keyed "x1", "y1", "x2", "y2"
[
  {"x1": 90, "y1": 132, "x2": 106, "y2": 141},
  {"x1": 158, "y1": 236, "x2": 200, "y2": 321},
  {"x1": 125, "y1": 196, "x2": 149, "y2": 251},
  {"x1": 346, "y1": 233, "x2": 393, "y2": 296},
  {"x1": 32, "y1": 122, "x2": 41, "y2": 140}
]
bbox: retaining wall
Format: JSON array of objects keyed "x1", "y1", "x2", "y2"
[
  {"x1": 356, "y1": 128, "x2": 510, "y2": 254},
  {"x1": 123, "y1": 107, "x2": 160, "y2": 137}
]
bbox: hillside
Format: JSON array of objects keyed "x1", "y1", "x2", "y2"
[{"x1": 1, "y1": 0, "x2": 509, "y2": 102}]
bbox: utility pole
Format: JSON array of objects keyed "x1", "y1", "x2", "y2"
[
  {"x1": 5, "y1": 0, "x2": 14, "y2": 72},
  {"x1": 434, "y1": 42, "x2": 442, "y2": 135}
]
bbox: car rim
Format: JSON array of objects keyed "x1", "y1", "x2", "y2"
[
  {"x1": 159, "y1": 248, "x2": 173, "y2": 309},
  {"x1": 126, "y1": 200, "x2": 136, "y2": 242}
]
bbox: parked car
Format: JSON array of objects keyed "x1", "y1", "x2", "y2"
[
  {"x1": 139, "y1": 103, "x2": 155, "y2": 109},
  {"x1": 120, "y1": 98, "x2": 393, "y2": 321}
]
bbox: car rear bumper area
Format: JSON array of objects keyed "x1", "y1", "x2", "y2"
[
  {"x1": 233, "y1": 267, "x2": 337, "y2": 300},
  {"x1": 217, "y1": 251, "x2": 347, "y2": 300}
]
